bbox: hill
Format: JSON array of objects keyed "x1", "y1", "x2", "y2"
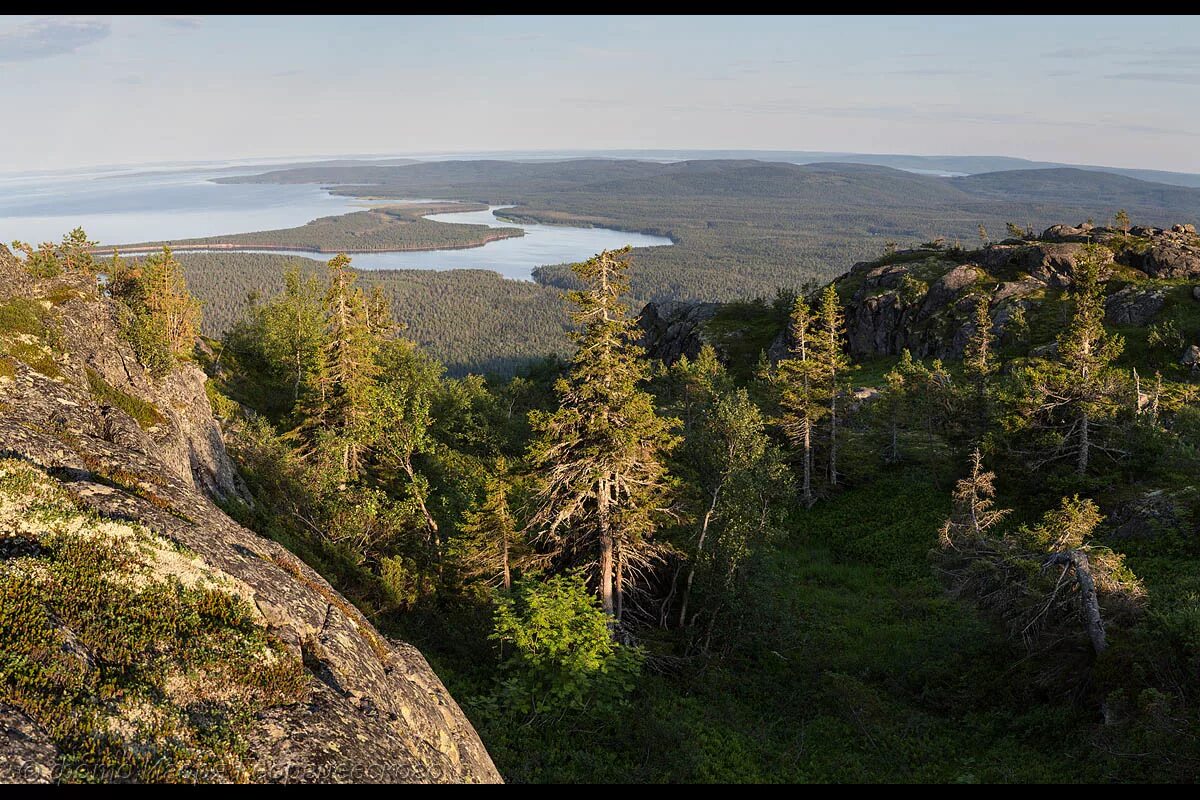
[{"x1": 221, "y1": 159, "x2": 1200, "y2": 310}]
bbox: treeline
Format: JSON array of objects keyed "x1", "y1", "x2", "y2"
[{"x1": 170, "y1": 252, "x2": 570, "y2": 376}]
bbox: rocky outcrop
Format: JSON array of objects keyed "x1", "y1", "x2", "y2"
[
  {"x1": 0, "y1": 706, "x2": 57, "y2": 784},
  {"x1": 0, "y1": 266, "x2": 500, "y2": 783},
  {"x1": 836, "y1": 223, "x2": 1199, "y2": 359},
  {"x1": 637, "y1": 300, "x2": 723, "y2": 364},
  {"x1": 1105, "y1": 286, "x2": 1166, "y2": 326}
]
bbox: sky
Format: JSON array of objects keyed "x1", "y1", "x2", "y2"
[{"x1": 3, "y1": 14, "x2": 1200, "y2": 173}]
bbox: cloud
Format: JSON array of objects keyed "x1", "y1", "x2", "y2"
[
  {"x1": 890, "y1": 67, "x2": 979, "y2": 77},
  {"x1": 159, "y1": 15, "x2": 204, "y2": 29},
  {"x1": 1105, "y1": 71, "x2": 1200, "y2": 85},
  {"x1": 0, "y1": 17, "x2": 110, "y2": 63}
]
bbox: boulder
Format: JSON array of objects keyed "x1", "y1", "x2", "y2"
[
  {"x1": 1026, "y1": 243, "x2": 1114, "y2": 287},
  {"x1": 1105, "y1": 286, "x2": 1166, "y2": 326},
  {"x1": 1181, "y1": 345, "x2": 1200, "y2": 369},
  {"x1": 1138, "y1": 237, "x2": 1200, "y2": 279}
]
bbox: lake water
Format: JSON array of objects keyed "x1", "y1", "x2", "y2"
[
  {"x1": 208, "y1": 206, "x2": 673, "y2": 280},
  {"x1": 0, "y1": 163, "x2": 672, "y2": 281}
]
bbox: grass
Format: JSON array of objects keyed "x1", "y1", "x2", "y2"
[
  {"x1": 703, "y1": 300, "x2": 787, "y2": 381},
  {"x1": 85, "y1": 368, "x2": 165, "y2": 430},
  {"x1": 415, "y1": 470, "x2": 1110, "y2": 783},
  {"x1": 0, "y1": 459, "x2": 307, "y2": 782}
]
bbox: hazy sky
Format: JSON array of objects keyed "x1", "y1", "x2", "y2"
[{"x1": 4, "y1": 14, "x2": 1200, "y2": 173}]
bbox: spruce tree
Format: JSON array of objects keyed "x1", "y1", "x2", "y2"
[
  {"x1": 811, "y1": 285, "x2": 849, "y2": 488},
  {"x1": 1017, "y1": 245, "x2": 1126, "y2": 476},
  {"x1": 963, "y1": 294, "x2": 997, "y2": 440},
  {"x1": 454, "y1": 463, "x2": 524, "y2": 590},
  {"x1": 775, "y1": 295, "x2": 824, "y2": 505},
  {"x1": 526, "y1": 248, "x2": 680, "y2": 622},
  {"x1": 320, "y1": 254, "x2": 378, "y2": 482}
]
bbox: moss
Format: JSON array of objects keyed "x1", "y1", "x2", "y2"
[
  {"x1": 204, "y1": 380, "x2": 240, "y2": 421},
  {"x1": 0, "y1": 298, "x2": 48, "y2": 338},
  {"x1": 0, "y1": 459, "x2": 307, "y2": 782},
  {"x1": 85, "y1": 368, "x2": 165, "y2": 430},
  {"x1": 42, "y1": 285, "x2": 80, "y2": 306},
  {"x1": 2, "y1": 341, "x2": 62, "y2": 379}
]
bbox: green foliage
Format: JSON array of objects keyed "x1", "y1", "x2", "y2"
[
  {"x1": 0, "y1": 297, "x2": 62, "y2": 379},
  {"x1": 107, "y1": 248, "x2": 200, "y2": 378},
  {"x1": 85, "y1": 368, "x2": 165, "y2": 429},
  {"x1": 1146, "y1": 319, "x2": 1185, "y2": 353},
  {"x1": 489, "y1": 573, "x2": 643, "y2": 715},
  {"x1": 526, "y1": 248, "x2": 680, "y2": 617}
]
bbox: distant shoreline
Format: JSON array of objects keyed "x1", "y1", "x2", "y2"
[{"x1": 90, "y1": 228, "x2": 523, "y2": 257}]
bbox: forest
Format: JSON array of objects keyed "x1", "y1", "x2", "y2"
[
  {"x1": 8, "y1": 219, "x2": 1200, "y2": 783},
  {"x1": 53, "y1": 210, "x2": 1194, "y2": 780},
  {"x1": 224, "y1": 158, "x2": 1200, "y2": 301},
  {"x1": 170, "y1": 252, "x2": 570, "y2": 376},
  {"x1": 111, "y1": 203, "x2": 522, "y2": 253}
]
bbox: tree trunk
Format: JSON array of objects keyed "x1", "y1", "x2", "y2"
[
  {"x1": 597, "y1": 475, "x2": 615, "y2": 618},
  {"x1": 501, "y1": 531, "x2": 511, "y2": 591},
  {"x1": 402, "y1": 460, "x2": 439, "y2": 538},
  {"x1": 678, "y1": 486, "x2": 720, "y2": 627},
  {"x1": 829, "y1": 390, "x2": 839, "y2": 487},
  {"x1": 1077, "y1": 410, "x2": 1090, "y2": 476},
  {"x1": 1046, "y1": 551, "x2": 1107, "y2": 655},
  {"x1": 615, "y1": 543, "x2": 624, "y2": 623},
  {"x1": 1071, "y1": 551, "x2": 1107, "y2": 655},
  {"x1": 802, "y1": 418, "x2": 813, "y2": 506}
]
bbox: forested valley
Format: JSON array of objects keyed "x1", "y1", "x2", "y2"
[{"x1": 6, "y1": 211, "x2": 1197, "y2": 782}]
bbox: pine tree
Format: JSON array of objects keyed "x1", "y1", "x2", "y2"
[
  {"x1": 962, "y1": 294, "x2": 997, "y2": 440},
  {"x1": 977, "y1": 224, "x2": 989, "y2": 246},
  {"x1": 1115, "y1": 209, "x2": 1131, "y2": 238},
  {"x1": 811, "y1": 285, "x2": 849, "y2": 488},
  {"x1": 140, "y1": 247, "x2": 202, "y2": 358},
  {"x1": 1046, "y1": 245, "x2": 1125, "y2": 475},
  {"x1": 774, "y1": 295, "x2": 824, "y2": 504},
  {"x1": 526, "y1": 248, "x2": 680, "y2": 622},
  {"x1": 879, "y1": 350, "x2": 917, "y2": 464}
]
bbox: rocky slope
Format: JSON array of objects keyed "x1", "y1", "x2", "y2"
[
  {"x1": 640, "y1": 222, "x2": 1200, "y2": 366},
  {"x1": 0, "y1": 262, "x2": 500, "y2": 783}
]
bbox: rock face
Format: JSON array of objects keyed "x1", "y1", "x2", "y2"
[
  {"x1": 834, "y1": 223, "x2": 1199, "y2": 359},
  {"x1": 0, "y1": 266, "x2": 500, "y2": 783},
  {"x1": 640, "y1": 222, "x2": 1200, "y2": 366},
  {"x1": 637, "y1": 300, "x2": 723, "y2": 364}
]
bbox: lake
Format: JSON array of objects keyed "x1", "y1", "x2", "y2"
[{"x1": 0, "y1": 163, "x2": 672, "y2": 281}]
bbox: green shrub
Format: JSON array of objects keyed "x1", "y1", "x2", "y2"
[{"x1": 489, "y1": 573, "x2": 642, "y2": 716}]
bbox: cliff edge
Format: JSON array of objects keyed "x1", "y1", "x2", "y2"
[{"x1": 0, "y1": 259, "x2": 500, "y2": 783}]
